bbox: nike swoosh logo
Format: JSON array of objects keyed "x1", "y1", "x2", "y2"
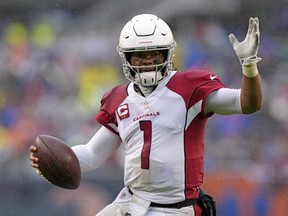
[{"x1": 210, "y1": 75, "x2": 217, "y2": 80}]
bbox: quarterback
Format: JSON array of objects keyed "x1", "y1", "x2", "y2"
[{"x1": 30, "y1": 14, "x2": 262, "y2": 216}]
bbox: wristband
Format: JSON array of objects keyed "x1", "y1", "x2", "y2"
[
  {"x1": 240, "y1": 55, "x2": 262, "y2": 66},
  {"x1": 242, "y1": 64, "x2": 259, "y2": 77}
]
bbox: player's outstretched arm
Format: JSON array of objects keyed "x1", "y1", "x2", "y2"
[{"x1": 229, "y1": 17, "x2": 262, "y2": 114}]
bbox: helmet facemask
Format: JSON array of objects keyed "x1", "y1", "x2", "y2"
[{"x1": 118, "y1": 45, "x2": 175, "y2": 87}]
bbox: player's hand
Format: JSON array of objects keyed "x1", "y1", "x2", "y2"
[
  {"x1": 30, "y1": 146, "x2": 44, "y2": 176},
  {"x1": 30, "y1": 146, "x2": 39, "y2": 168},
  {"x1": 229, "y1": 17, "x2": 261, "y2": 66},
  {"x1": 198, "y1": 188, "x2": 216, "y2": 216}
]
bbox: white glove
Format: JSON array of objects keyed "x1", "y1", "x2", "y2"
[{"x1": 229, "y1": 17, "x2": 261, "y2": 66}]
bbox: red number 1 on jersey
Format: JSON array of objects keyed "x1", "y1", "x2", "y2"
[{"x1": 140, "y1": 120, "x2": 152, "y2": 169}]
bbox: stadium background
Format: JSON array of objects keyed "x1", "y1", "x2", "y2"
[{"x1": 0, "y1": 0, "x2": 288, "y2": 215}]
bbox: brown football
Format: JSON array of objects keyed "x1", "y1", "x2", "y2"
[{"x1": 34, "y1": 135, "x2": 81, "y2": 189}]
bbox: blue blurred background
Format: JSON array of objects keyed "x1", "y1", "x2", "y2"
[{"x1": 0, "y1": 0, "x2": 288, "y2": 215}]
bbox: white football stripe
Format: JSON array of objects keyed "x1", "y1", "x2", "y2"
[{"x1": 185, "y1": 100, "x2": 202, "y2": 130}]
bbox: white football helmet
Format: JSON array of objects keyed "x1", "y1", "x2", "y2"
[{"x1": 117, "y1": 14, "x2": 176, "y2": 86}]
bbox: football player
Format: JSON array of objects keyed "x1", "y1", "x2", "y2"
[{"x1": 30, "y1": 14, "x2": 262, "y2": 216}]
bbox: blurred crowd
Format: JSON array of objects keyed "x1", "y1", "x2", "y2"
[{"x1": 0, "y1": 3, "x2": 288, "y2": 216}]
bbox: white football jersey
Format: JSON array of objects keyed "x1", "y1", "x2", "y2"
[{"x1": 96, "y1": 70, "x2": 225, "y2": 204}]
